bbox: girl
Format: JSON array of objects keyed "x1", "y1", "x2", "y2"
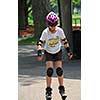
[{"x1": 37, "y1": 11, "x2": 72, "y2": 100}]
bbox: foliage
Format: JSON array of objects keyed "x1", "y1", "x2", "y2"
[
  {"x1": 28, "y1": 6, "x2": 34, "y2": 25},
  {"x1": 49, "y1": 0, "x2": 57, "y2": 8},
  {"x1": 72, "y1": 0, "x2": 80, "y2": 5},
  {"x1": 27, "y1": 0, "x2": 81, "y2": 25},
  {"x1": 72, "y1": 14, "x2": 80, "y2": 18},
  {"x1": 49, "y1": 0, "x2": 58, "y2": 12},
  {"x1": 72, "y1": 14, "x2": 81, "y2": 24},
  {"x1": 26, "y1": 0, "x2": 31, "y2": 4}
]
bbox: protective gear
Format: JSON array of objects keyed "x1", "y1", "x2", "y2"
[
  {"x1": 37, "y1": 40, "x2": 43, "y2": 46},
  {"x1": 56, "y1": 67, "x2": 63, "y2": 76},
  {"x1": 37, "y1": 40, "x2": 43, "y2": 56},
  {"x1": 58, "y1": 85, "x2": 67, "y2": 99},
  {"x1": 37, "y1": 49, "x2": 42, "y2": 56},
  {"x1": 58, "y1": 85, "x2": 65, "y2": 95},
  {"x1": 66, "y1": 47, "x2": 70, "y2": 53},
  {"x1": 62, "y1": 38, "x2": 68, "y2": 47},
  {"x1": 47, "y1": 68, "x2": 53, "y2": 77},
  {"x1": 45, "y1": 87, "x2": 52, "y2": 99},
  {"x1": 46, "y1": 11, "x2": 58, "y2": 26}
]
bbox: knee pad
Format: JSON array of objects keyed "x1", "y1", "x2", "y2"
[
  {"x1": 56, "y1": 67, "x2": 63, "y2": 76},
  {"x1": 47, "y1": 68, "x2": 53, "y2": 77}
]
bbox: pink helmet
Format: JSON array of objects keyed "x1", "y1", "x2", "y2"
[{"x1": 46, "y1": 11, "x2": 58, "y2": 26}]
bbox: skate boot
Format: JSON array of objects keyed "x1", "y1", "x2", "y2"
[
  {"x1": 45, "y1": 87, "x2": 52, "y2": 100},
  {"x1": 58, "y1": 86, "x2": 67, "y2": 100}
]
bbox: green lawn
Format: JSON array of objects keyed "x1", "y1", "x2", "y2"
[
  {"x1": 18, "y1": 36, "x2": 37, "y2": 45},
  {"x1": 72, "y1": 14, "x2": 80, "y2": 18},
  {"x1": 72, "y1": 14, "x2": 81, "y2": 24}
]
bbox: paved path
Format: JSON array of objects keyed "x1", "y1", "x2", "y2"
[{"x1": 18, "y1": 45, "x2": 81, "y2": 100}]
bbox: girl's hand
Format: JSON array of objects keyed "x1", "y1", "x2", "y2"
[
  {"x1": 67, "y1": 52, "x2": 73, "y2": 60},
  {"x1": 37, "y1": 56, "x2": 43, "y2": 61}
]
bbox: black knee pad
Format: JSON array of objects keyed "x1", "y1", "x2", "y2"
[
  {"x1": 47, "y1": 68, "x2": 53, "y2": 77},
  {"x1": 56, "y1": 67, "x2": 63, "y2": 76}
]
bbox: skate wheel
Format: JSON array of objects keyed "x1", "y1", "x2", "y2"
[
  {"x1": 46, "y1": 98, "x2": 51, "y2": 100},
  {"x1": 62, "y1": 96, "x2": 67, "y2": 100}
]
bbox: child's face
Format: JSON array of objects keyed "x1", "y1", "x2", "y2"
[{"x1": 49, "y1": 26, "x2": 56, "y2": 33}]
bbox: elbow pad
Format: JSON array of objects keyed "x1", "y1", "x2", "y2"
[
  {"x1": 37, "y1": 40, "x2": 43, "y2": 46},
  {"x1": 62, "y1": 38, "x2": 68, "y2": 47}
]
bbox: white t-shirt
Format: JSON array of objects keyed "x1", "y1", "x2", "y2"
[{"x1": 40, "y1": 26, "x2": 66, "y2": 54}]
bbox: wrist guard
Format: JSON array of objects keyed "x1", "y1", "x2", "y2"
[
  {"x1": 66, "y1": 47, "x2": 70, "y2": 53},
  {"x1": 37, "y1": 50, "x2": 42, "y2": 56}
]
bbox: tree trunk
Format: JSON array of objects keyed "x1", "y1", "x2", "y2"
[
  {"x1": 59, "y1": 0, "x2": 73, "y2": 51},
  {"x1": 57, "y1": 0, "x2": 62, "y2": 27},
  {"x1": 18, "y1": 0, "x2": 27, "y2": 30},
  {"x1": 24, "y1": 0, "x2": 28, "y2": 26},
  {"x1": 32, "y1": 0, "x2": 51, "y2": 39}
]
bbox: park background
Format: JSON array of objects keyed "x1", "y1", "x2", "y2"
[
  {"x1": 18, "y1": 0, "x2": 81, "y2": 59},
  {"x1": 18, "y1": 1, "x2": 81, "y2": 100},
  {"x1": 0, "y1": 0, "x2": 100, "y2": 100}
]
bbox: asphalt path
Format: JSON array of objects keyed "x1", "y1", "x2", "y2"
[{"x1": 18, "y1": 45, "x2": 81, "y2": 100}]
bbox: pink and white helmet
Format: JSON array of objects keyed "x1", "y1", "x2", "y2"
[{"x1": 46, "y1": 11, "x2": 58, "y2": 26}]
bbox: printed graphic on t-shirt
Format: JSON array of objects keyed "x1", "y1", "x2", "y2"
[{"x1": 48, "y1": 36, "x2": 59, "y2": 47}]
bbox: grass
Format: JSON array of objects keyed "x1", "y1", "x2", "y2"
[
  {"x1": 18, "y1": 36, "x2": 37, "y2": 45},
  {"x1": 72, "y1": 18, "x2": 81, "y2": 24},
  {"x1": 72, "y1": 14, "x2": 81, "y2": 24},
  {"x1": 72, "y1": 14, "x2": 81, "y2": 18}
]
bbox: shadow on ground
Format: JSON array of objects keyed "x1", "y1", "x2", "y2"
[{"x1": 18, "y1": 45, "x2": 81, "y2": 86}]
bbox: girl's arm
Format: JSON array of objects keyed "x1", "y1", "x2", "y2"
[
  {"x1": 37, "y1": 40, "x2": 43, "y2": 56},
  {"x1": 61, "y1": 38, "x2": 73, "y2": 59}
]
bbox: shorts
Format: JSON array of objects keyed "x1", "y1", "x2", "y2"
[{"x1": 44, "y1": 50, "x2": 62, "y2": 61}]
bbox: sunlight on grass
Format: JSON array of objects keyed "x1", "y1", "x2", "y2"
[{"x1": 18, "y1": 36, "x2": 37, "y2": 45}]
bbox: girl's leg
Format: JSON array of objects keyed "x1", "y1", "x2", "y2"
[
  {"x1": 45, "y1": 61, "x2": 53, "y2": 99},
  {"x1": 55, "y1": 61, "x2": 63, "y2": 86},
  {"x1": 55, "y1": 61, "x2": 67, "y2": 98},
  {"x1": 46, "y1": 61, "x2": 54, "y2": 87}
]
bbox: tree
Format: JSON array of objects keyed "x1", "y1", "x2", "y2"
[
  {"x1": 49, "y1": 0, "x2": 58, "y2": 13},
  {"x1": 25, "y1": 0, "x2": 33, "y2": 25},
  {"x1": 72, "y1": 0, "x2": 81, "y2": 14},
  {"x1": 18, "y1": 0, "x2": 27, "y2": 30},
  {"x1": 18, "y1": 0, "x2": 33, "y2": 30},
  {"x1": 72, "y1": 0, "x2": 80, "y2": 5},
  {"x1": 32, "y1": 0, "x2": 51, "y2": 39},
  {"x1": 59, "y1": 0, "x2": 73, "y2": 50}
]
